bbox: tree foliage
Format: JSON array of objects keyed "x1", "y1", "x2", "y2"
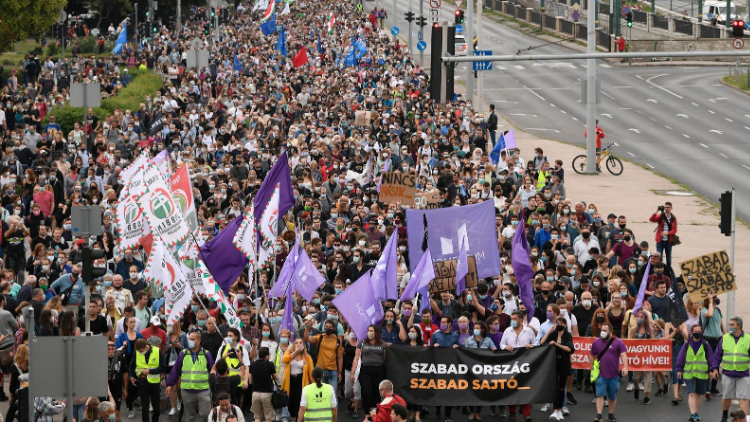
[{"x1": 0, "y1": 0, "x2": 67, "y2": 53}]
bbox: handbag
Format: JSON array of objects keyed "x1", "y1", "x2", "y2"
[
  {"x1": 271, "y1": 380, "x2": 289, "y2": 409},
  {"x1": 590, "y1": 337, "x2": 615, "y2": 384},
  {"x1": 0, "y1": 346, "x2": 13, "y2": 367},
  {"x1": 672, "y1": 234, "x2": 681, "y2": 246}
]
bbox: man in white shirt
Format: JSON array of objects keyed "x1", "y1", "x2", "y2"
[
  {"x1": 207, "y1": 393, "x2": 245, "y2": 422},
  {"x1": 573, "y1": 223, "x2": 600, "y2": 265}
]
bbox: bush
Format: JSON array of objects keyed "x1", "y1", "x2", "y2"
[
  {"x1": 44, "y1": 68, "x2": 164, "y2": 134},
  {"x1": 78, "y1": 37, "x2": 98, "y2": 54},
  {"x1": 46, "y1": 43, "x2": 59, "y2": 57}
]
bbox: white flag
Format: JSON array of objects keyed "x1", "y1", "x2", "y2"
[
  {"x1": 257, "y1": 184, "x2": 280, "y2": 271},
  {"x1": 281, "y1": 2, "x2": 290, "y2": 15},
  {"x1": 138, "y1": 164, "x2": 191, "y2": 247},
  {"x1": 115, "y1": 194, "x2": 149, "y2": 253},
  {"x1": 214, "y1": 290, "x2": 241, "y2": 329},
  {"x1": 233, "y1": 204, "x2": 257, "y2": 267}
]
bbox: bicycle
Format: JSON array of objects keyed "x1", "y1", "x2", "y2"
[{"x1": 572, "y1": 142, "x2": 624, "y2": 175}]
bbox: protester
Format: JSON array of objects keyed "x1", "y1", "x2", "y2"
[
  {"x1": 282, "y1": 336, "x2": 314, "y2": 422},
  {"x1": 298, "y1": 367, "x2": 337, "y2": 422},
  {"x1": 677, "y1": 323, "x2": 715, "y2": 422},
  {"x1": 712, "y1": 316, "x2": 750, "y2": 422},
  {"x1": 542, "y1": 316, "x2": 574, "y2": 421},
  {"x1": 207, "y1": 392, "x2": 246, "y2": 422},
  {"x1": 370, "y1": 380, "x2": 406, "y2": 422},
  {"x1": 591, "y1": 322, "x2": 628, "y2": 422},
  {"x1": 351, "y1": 324, "x2": 387, "y2": 413},
  {"x1": 166, "y1": 330, "x2": 214, "y2": 422},
  {"x1": 130, "y1": 338, "x2": 166, "y2": 422}
]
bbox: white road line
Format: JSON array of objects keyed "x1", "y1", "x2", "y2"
[
  {"x1": 572, "y1": 117, "x2": 579, "y2": 121},
  {"x1": 726, "y1": 118, "x2": 734, "y2": 122},
  {"x1": 665, "y1": 126, "x2": 672, "y2": 130},
  {"x1": 614, "y1": 142, "x2": 620, "y2": 146},
  {"x1": 635, "y1": 110, "x2": 642, "y2": 114},
  {"x1": 514, "y1": 65, "x2": 524, "y2": 69},
  {"x1": 637, "y1": 74, "x2": 684, "y2": 99},
  {"x1": 699, "y1": 143, "x2": 709, "y2": 148},
  {"x1": 600, "y1": 64, "x2": 612, "y2": 68},
  {"x1": 708, "y1": 110, "x2": 715, "y2": 114},
  {"x1": 692, "y1": 102, "x2": 699, "y2": 107},
  {"x1": 561, "y1": 110, "x2": 567, "y2": 114},
  {"x1": 746, "y1": 126, "x2": 750, "y2": 131},
  {"x1": 525, "y1": 87, "x2": 546, "y2": 101},
  {"x1": 647, "y1": 164, "x2": 655, "y2": 169},
  {"x1": 601, "y1": 91, "x2": 615, "y2": 100},
  {"x1": 719, "y1": 153, "x2": 729, "y2": 158},
  {"x1": 682, "y1": 134, "x2": 690, "y2": 138},
  {"x1": 618, "y1": 107, "x2": 632, "y2": 110},
  {"x1": 649, "y1": 117, "x2": 657, "y2": 122},
  {"x1": 627, "y1": 152, "x2": 635, "y2": 157},
  {"x1": 550, "y1": 103, "x2": 556, "y2": 107},
  {"x1": 744, "y1": 165, "x2": 750, "y2": 170},
  {"x1": 612, "y1": 86, "x2": 631, "y2": 88}
]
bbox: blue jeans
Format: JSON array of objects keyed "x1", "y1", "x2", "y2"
[
  {"x1": 657, "y1": 240, "x2": 673, "y2": 268},
  {"x1": 671, "y1": 342, "x2": 680, "y2": 385},
  {"x1": 73, "y1": 404, "x2": 85, "y2": 422},
  {"x1": 323, "y1": 369, "x2": 338, "y2": 393},
  {"x1": 489, "y1": 130, "x2": 497, "y2": 145}
]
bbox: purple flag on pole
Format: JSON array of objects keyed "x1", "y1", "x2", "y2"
[
  {"x1": 511, "y1": 211, "x2": 536, "y2": 321},
  {"x1": 455, "y1": 238, "x2": 468, "y2": 296},
  {"x1": 253, "y1": 151, "x2": 295, "y2": 222},
  {"x1": 281, "y1": 286, "x2": 295, "y2": 341},
  {"x1": 200, "y1": 216, "x2": 249, "y2": 294},
  {"x1": 406, "y1": 201, "x2": 500, "y2": 279},
  {"x1": 291, "y1": 248, "x2": 326, "y2": 302},
  {"x1": 401, "y1": 249, "x2": 436, "y2": 301},
  {"x1": 270, "y1": 244, "x2": 299, "y2": 298},
  {"x1": 504, "y1": 129, "x2": 517, "y2": 150},
  {"x1": 371, "y1": 232, "x2": 398, "y2": 300},
  {"x1": 633, "y1": 260, "x2": 652, "y2": 312},
  {"x1": 333, "y1": 272, "x2": 384, "y2": 340}
]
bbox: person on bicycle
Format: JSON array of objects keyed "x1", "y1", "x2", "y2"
[{"x1": 584, "y1": 120, "x2": 606, "y2": 172}]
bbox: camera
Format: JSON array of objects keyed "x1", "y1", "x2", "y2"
[{"x1": 658, "y1": 205, "x2": 665, "y2": 212}]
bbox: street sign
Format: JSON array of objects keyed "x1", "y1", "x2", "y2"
[
  {"x1": 430, "y1": 9, "x2": 439, "y2": 22},
  {"x1": 430, "y1": 0, "x2": 441, "y2": 8},
  {"x1": 417, "y1": 40, "x2": 428, "y2": 50},
  {"x1": 30, "y1": 336, "x2": 108, "y2": 397},
  {"x1": 418, "y1": 30, "x2": 423, "y2": 40},
  {"x1": 70, "y1": 83, "x2": 101, "y2": 108},
  {"x1": 572, "y1": 10, "x2": 581, "y2": 20},
  {"x1": 472, "y1": 50, "x2": 493, "y2": 71},
  {"x1": 572, "y1": 3, "x2": 580, "y2": 10},
  {"x1": 455, "y1": 0, "x2": 463, "y2": 7},
  {"x1": 58, "y1": 10, "x2": 67, "y2": 24},
  {"x1": 734, "y1": 37, "x2": 745, "y2": 49},
  {"x1": 391, "y1": 26, "x2": 400, "y2": 36},
  {"x1": 621, "y1": 5, "x2": 631, "y2": 17},
  {"x1": 456, "y1": 24, "x2": 463, "y2": 32},
  {"x1": 72, "y1": 206, "x2": 103, "y2": 237}
]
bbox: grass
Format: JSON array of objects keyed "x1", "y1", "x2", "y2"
[
  {"x1": 0, "y1": 37, "x2": 113, "y2": 69},
  {"x1": 722, "y1": 74, "x2": 750, "y2": 91}
]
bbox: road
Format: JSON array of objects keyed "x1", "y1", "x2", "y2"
[{"x1": 379, "y1": 0, "x2": 750, "y2": 221}]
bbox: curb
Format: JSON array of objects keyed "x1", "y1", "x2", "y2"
[{"x1": 719, "y1": 77, "x2": 750, "y2": 96}]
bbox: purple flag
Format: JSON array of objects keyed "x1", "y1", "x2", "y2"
[
  {"x1": 401, "y1": 249, "x2": 436, "y2": 301},
  {"x1": 633, "y1": 260, "x2": 652, "y2": 312},
  {"x1": 455, "y1": 238, "x2": 468, "y2": 296},
  {"x1": 270, "y1": 244, "x2": 299, "y2": 298},
  {"x1": 332, "y1": 272, "x2": 384, "y2": 340},
  {"x1": 291, "y1": 248, "x2": 326, "y2": 302},
  {"x1": 200, "y1": 216, "x2": 249, "y2": 294},
  {"x1": 371, "y1": 232, "x2": 398, "y2": 300},
  {"x1": 511, "y1": 211, "x2": 536, "y2": 321},
  {"x1": 254, "y1": 151, "x2": 295, "y2": 222},
  {"x1": 504, "y1": 129, "x2": 517, "y2": 150},
  {"x1": 281, "y1": 286, "x2": 295, "y2": 341},
  {"x1": 377, "y1": 159, "x2": 390, "y2": 193},
  {"x1": 406, "y1": 201, "x2": 500, "y2": 279}
]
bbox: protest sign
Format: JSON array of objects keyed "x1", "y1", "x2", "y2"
[
  {"x1": 387, "y1": 346, "x2": 556, "y2": 406},
  {"x1": 354, "y1": 110, "x2": 371, "y2": 126},
  {"x1": 415, "y1": 190, "x2": 441, "y2": 209},
  {"x1": 428, "y1": 257, "x2": 478, "y2": 293},
  {"x1": 571, "y1": 337, "x2": 672, "y2": 371},
  {"x1": 379, "y1": 172, "x2": 417, "y2": 206},
  {"x1": 679, "y1": 250, "x2": 736, "y2": 302}
]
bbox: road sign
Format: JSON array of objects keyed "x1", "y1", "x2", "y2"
[
  {"x1": 30, "y1": 336, "x2": 108, "y2": 397},
  {"x1": 572, "y1": 10, "x2": 581, "y2": 20},
  {"x1": 429, "y1": 0, "x2": 441, "y2": 8},
  {"x1": 734, "y1": 37, "x2": 745, "y2": 49},
  {"x1": 455, "y1": 0, "x2": 463, "y2": 7},
  {"x1": 391, "y1": 26, "x2": 400, "y2": 36},
  {"x1": 418, "y1": 30, "x2": 423, "y2": 40},
  {"x1": 455, "y1": 24, "x2": 463, "y2": 33},
  {"x1": 417, "y1": 40, "x2": 428, "y2": 50},
  {"x1": 472, "y1": 50, "x2": 493, "y2": 71},
  {"x1": 621, "y1": 5, "x2": 631, "y2": 17},
  {"x1": 430, "y1": 9, "x2": 439, "y2": 22},
  {"x1": 572, "y1": 3, "x2": 580, "y2": 10},
  {"x1": 58, "y1": 10, "x2": 67, "y2": 24}
]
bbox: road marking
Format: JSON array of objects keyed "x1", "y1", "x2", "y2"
[
  {"x1": 719, "y1": 153, "x2": 729, "y2": 158},
  {"x1": 708, "y1": 110, "x2": 715, "y2": 114},
  {"x1": 497, "y1": 66, "x2": 507, "y2": 70},
  {"x1": 525, "y1": 87, "x2": 546, "y2": 101},
  {"x1": 509, "y1": 113, "x2": 538, "y2": 117},
  {"x1": 612, "y1": 86, "x2": 631, "y2": 88},
  {"x1": 525, "y1": 128, "x2": 561, "y2": 133},
  {"x1": 710, "y1": 129, "x2": 723, "y2": 135},
  {"x1": 692, "y1": 102, "x2": 699, "y2": 107},
  {"x1": 745, "y1": 114, "x2": 750, "y2": 119},
  {"x1": 613, "y1": 142, "x2": 620, "y2": 146},
  {"x1": 572, "y1": 117, "x2": 579, "y2": 121},
  {"x1": 627, "y1": 152, "x2": 635, "y2": 157},
  {"x1": 647, "y1": 164, "x2": 655, "y2": 169},
  {"x1": 532, "y1": 62, "x2": 576, "y2": 68},
  {"x1": 700, "y1": 143, "x2": 709, "y2": 148},
  {"x1": 601, "y1": 113, "x2": 613, "y2": 118},
  {"x1": 744, "y1": 165, "x2": 750, "y2": 170},
  {"x1": 561, "y1": 110, "x2": 567, "y2": 114},
  {"x1": 600, "y1": 64, "x2": 612, "y2": 68},
  {"x1": 746, "y1": 126, "x2": 750, "y2": 131},
  {"x1": 677, "y1": 114, "x2": 689, "y2": 118},
  {"x1": 635, "y1": 110, "x2": 643, "y2": 114},
  {"x1": 514, "y1": 65, "x2": 524, "y2": 69},
  {"x1": 709, "y1": 97, "x2": 727, "y2": 103},
  {"x1": 618, "y1": 107, "x2": 632, "y2": 110},
  {"x1": 726, "y1": 118, "x2": 734, "y2": 122},
  {"x1": 647, "y1": 99, "x2": 658, "y2": 103},
  {"x1": 602, "y1": 91, "x2": 615, "y2": 100},
  {"x1": 638, "y1": 74, "x2": 684, "y2": 99},
  {"x1": 649, "y1": 117, "x2": 657, "y2": 122},
  {"x1": 682, "y1": 134, "x2": 690, "y2": 138},
  {"x1": 628, "y1": 128, "x2": 642, "y2": 134},
  {"x1": 550, "y1": 103, "x2": 556, "y2": 108},
  {"x1": 665, "y1": 126, "x2": 672, "y2": 130}
]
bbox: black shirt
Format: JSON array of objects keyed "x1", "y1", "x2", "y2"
[
  {"x1": 78, "y1": 314, "x2": 110, "y2": 336},
  {"x1": 248, "y1": 359, "x2": 276, "y2": 393}
]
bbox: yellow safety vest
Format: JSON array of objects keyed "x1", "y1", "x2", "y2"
[
  {"x1": 536, "y1": 170, "x2": 549, "y2": 190},
  {"x1": 683, "y1": 344, "x2": 709, "y2": 380},
  {"x1": 721, "y1": 333, "x2": 750, "y2": 372},
  {"x1": 304, "y1": 383, "x2": 334, "y2": 422},
  {"x1": 136, "y1": 346, "x2": 161, "y2": 384},
  {"x1": 222, "y1": 345, "x2": 245, "y2": 387},
  {"x1": 181, "y1": 349, "x2": 210, "y2": 390}
]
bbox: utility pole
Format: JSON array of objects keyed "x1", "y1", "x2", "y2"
[
  {"x1": 727, "y1": 187, "x2": 736, "y2": 328},
  {"x1": 466, "y1": 0, "x2": 474, "y2": 103},
  {"x1": 177, "y1": 0, "x2": 182, "y2": 34},
  {"x1": 441, "y1": 20, "x2": 448, "y2": 101},
  {"x1": 148, "y1": 0, "x2": 154, "y2": 35},
  {"x1": 135, "y1": 3, "x2": 139, "y2": 47},
  {"x1": 394, "y1": 0, "x2": 398, "y2": 33},
  {"x1": 215, "y1": 4, "x2": 220, "y2": 42},
  {"x1": 419, "y1": 0, "x2": 425, "y2": 67},
  {"x1": 584, "y1": 0, "x2": 597, "y2": 173},
  {"x1": 477, "y1": 0, "x2": 484, "y2": 108},
  {"x1": 408, "y1": 0, "x2": 414, "y2": 54}
]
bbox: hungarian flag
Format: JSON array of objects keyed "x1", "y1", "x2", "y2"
[
  {"x1": 327, "y1": 12, "x2": 336, "y2": 35},
  {"x1": 261, "y1": 1, "x2": 275, "y2": 22},
  {"x1": 292, "y1": 47, "x2": 309, "y2": 68}
]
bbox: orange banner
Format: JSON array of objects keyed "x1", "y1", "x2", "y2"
[{"x1": 571, "y1": 337, "x2": 672, "y2": 371}]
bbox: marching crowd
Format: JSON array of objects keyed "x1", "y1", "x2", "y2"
[{"x1": 0, "y1": 1, "x2": 747, "y2": 422}]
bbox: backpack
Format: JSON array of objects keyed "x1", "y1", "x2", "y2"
[{"x1": 211, "y1": 404, "x2": 237, "y2": 422}]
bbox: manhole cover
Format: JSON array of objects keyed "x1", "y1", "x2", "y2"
[{"x1": 653, "y1": 190, "x2": 695, "y2": 196}]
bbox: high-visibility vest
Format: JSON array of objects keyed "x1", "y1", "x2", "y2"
[
  {"x1": 721, "y1": 333, "x2": 750, "y2": 372},
  {"x1": 181, "y1": 349, "x2": 210, "y2": 390},
  {"x1": 222, "y1": 345, "x2": 245, "y2": 387},
  {"x1": 136, "y1": 345, "x2": 161, "y2": 384},
  {"x1": 303, "y1": 383, "x2": 334, "y2": 422},
  {"x1": 683, "y1": 344, "x2": 709, "y2": 380}
]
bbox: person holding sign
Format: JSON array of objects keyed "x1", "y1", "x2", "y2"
[
  {"x1": 711, "y1": 316, "x2": 750, "y2": 422},
  {"x1": 677, "y1": 324, "x2": 716, "y2": 422}
]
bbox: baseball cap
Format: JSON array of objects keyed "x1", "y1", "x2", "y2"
[{"x1": 150, "y1": 316, "x2": 161, "y2": 326}]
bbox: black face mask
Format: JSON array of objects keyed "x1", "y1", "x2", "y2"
[
  {"x1": 541, "y1": 290, "x2": 549, "y2": 296},
  {"x1": 556, "y1": 325, "x2": 565, "y2": 332},
  {"x1": 619, "y1": 224, "x2": 627, "y2": 230},
  {"x1": 692, "y1": 333, "x2": 702, "y2": 340},
  {"x1": 581, "y1": 232, "x2": 591, "y2": 239},
  {"x1": 596, "y1": 316, "x2": 605, "y2": 322}
]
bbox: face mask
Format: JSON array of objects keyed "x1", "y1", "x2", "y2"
[
  {"x1": 600, "y1": 331, "x2": 609, "y2": 339},
  {"x1": 197, "y1": 320, "x2": 207, "y2": 327},
  {"x1": 327, "y1": 314, "x2": 338, "y2": 321},
  {"x1": 459, "y1": 323, "x2": 469, "y2": 331},
  {"x1": 546, "y1": 312, "x2": 555, "y2": 321},
  {"x1": 385, "y1": 318, "x2": 394, "y2": 325},
  {"x1": 624, "y1": 235, "x2": 632, "y2": 241},
  {"x1": 582, "y1": 232, "x2": 590, "y2": 239},
  {"x1": 191, "y1": 305, "x2": 199, "y2": 312},
  {"x1": 692, "y1": 333, "x2": 702, "y2": 340},
  {"x1": 130, "y1": 272, "x2": 138, "y2": 279},
  {"x1": 408, "y1": 332, "x2": 417, "y2": 340},
  {"x1": 582, "y1": 300, "x2": 592, "y2": 308},
  {"x1": 502, "y1": 290, "x2": 511, "y2": 297},
  {"x1": 593, "y1": 281, "x2": 601, "y2": 287},
  {"x1": 325, "y1": 327, "x2": 334, "y2": 335},
  {"x1": 95, "y1": 286, "x2": 102, "y2": 293},
  {"x1": 511, "y1": 320, "x2": 519, "y2": 328},
  {"x1": 596, "y1": 316, "x2": 605, "y2": 322},
  {"x1": 467, "y1": 294, "x2": 473, "y2": 302},
  {"x1": 349, "y1": 333, "x2": 357, "y2": 340},
  {"x1": 473, "y1": 329, "x2": 482, "y2": 337},
  {"x1": 104, "y1": 280, "x2": 112, "y2": 287},
  {"x1": 109, "y1": 413, "x2": 117, "y2": 421},
  {"x1": 490, "y1": 304, "x2": 499, "y2": 312},
  {"x1": 262, "y1": 331, "x2": 270, "y2": 338},
  {"x1": 439, "y1": 323, "x2": 449, "y2": 331},
  {"x1": 619, "y1": 224, "x2": 627, "y2": 229},
  {"x1": 629, "y1": 267, "x2": 637, "y2": 274},
  {"x1": 280, "y1": 337, "x2": 289, "y2": 345},
  {"x1": 313, "y1": 299, "x2": 320, "y2": 305},
  {"x1": 187, "y1": 340, "x2": 196, "y2": 349},
  {"x1": 636, "y1": 318, "x2": 645, "y2": 325},
  {"x1": 729, "y1": 327, "x2": 737, "y2": 334},
  {"x1": 334, "y1": 288, "x2": 342, "y2": 295},
  {"x1": 352, "y1": 256, "x2": 360, "y2": 264}
]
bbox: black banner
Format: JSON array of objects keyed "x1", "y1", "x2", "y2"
[{"x1": 386, "y1": 346, "x2": 556, "y2": 406}]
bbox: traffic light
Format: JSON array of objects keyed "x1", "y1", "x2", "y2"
[
  {"x1": 204, "y1": 23, "x2": 210, "y2": 34},
  {"x1": 626, "y1": 12, "x2": 633, "y2": 27},
  {"x1": 719, "y1": 190, "x2": 733, "y2": 236},
  {"x1": 433, "y1": 22, "x2": 440, "y2": 28},
  {"x1": 72, "y1": 246, "x2": 108, "y2": 284},
  {"x1": 732, "y1": 19, "x2": 745, "y2": 37},
  {"x1": 405, "y1": 11, "x2": 415, "y2": 22},
  {"x1": 417, "y1": 16, "x2": 427, "y2": 27},
  {"x1": 455, "y1": 9, "x2": 464, "y2": 24}
]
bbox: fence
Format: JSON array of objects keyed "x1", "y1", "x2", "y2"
[
  {"x1": 576, "y1": 23, "x2": 588, "y2": 39},
  {"x1": 545, "y1": 14, "x2": 557, "y2": 29},
  {"x1": 561, "y1": 18, "x2": 574, "y2": 34},
  {"x1": 699, "y1": 25, "x2": 722, "y2": 38},
  {"x1": 674, "y1": 19, "x2": 693, "y2": 35},
  {"x1": 652, "y1": 14, "x2": 669, "y2": 29},
  {"x1": 598, "y1": 28, "x2": 612, "y2": 49}
]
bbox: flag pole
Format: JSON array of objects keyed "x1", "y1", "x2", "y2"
[{"x1": 186, "y1": 229, "x2": 217, "y2": 317}]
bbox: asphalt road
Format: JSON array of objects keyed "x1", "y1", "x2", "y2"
[{"x1": 380, "y1": 0, "x2": 750, "y2": 221}]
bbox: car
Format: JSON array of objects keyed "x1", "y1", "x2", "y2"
[{"x1": 455, "y1": 35, "x2": 467, "y2": 55}]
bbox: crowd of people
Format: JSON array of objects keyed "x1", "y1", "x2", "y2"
[{"x1": 0, "y1": 1, "x2": 745, "y2": 422}]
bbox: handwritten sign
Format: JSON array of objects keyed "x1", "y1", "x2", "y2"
[
  {"x1": 679, "y1": 250, "x2": 735, "y2": 302},
  {"x1": 415, "y1": 190, "x2": 441, "y2": 209},
  {"x1": 380, "y1": 172, "x2": 417, "y2": 206},
  {"x1": 428, "y1": 256, "x2": 478, "y2": 293}
]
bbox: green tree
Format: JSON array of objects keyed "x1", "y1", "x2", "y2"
[{"x1": 0, "y1": 0, "x2": 67, "y2": 52}]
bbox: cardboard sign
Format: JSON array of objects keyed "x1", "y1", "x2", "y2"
[
  {"x1": 428, "y1": 256, "x2": 478, "y2": 293},
  {"x1": 571, "y1": 337, "x2": 672, "y2": 371},
  {"x1": 679, "y1": 250, "x2": 736, "y2": 302},
  {"x1": 354, "y1": 110, "x2": 371, "y2": 126},
  {"x1": 415, "y1": 190, "x2": 441, "y2": 209},
  {"x1": 380, "y1": 172, "x2": 417, "y2": 206}
]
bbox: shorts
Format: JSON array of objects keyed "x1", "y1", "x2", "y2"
[
  {"x1": 595, "y1": 376, "x2": 620, "y2": 401},
  {"x1": 685, "y1": 378, "x2": 708, "y2": 395},
  {"x1": 252, "y1": 391, "x2": 276, "y2": 421},
  {"x1": 721, "y1": 376, "x2": 750, "y2": 400},
  {"x1": 345, "y1": 370, "x2": 361, "y2": 400}
]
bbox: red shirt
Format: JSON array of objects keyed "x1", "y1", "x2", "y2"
[{"x1": 140, "y1": 326, "x2": 168, "y2": 352}]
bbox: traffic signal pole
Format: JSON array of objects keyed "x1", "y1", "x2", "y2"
[
  {"x1": 466, "y1": 0, "x2": 474, "y2": 103},
  {"x1": 477, "y1": 0, "x2": 484, "y2": 108},
  {"x1": 728, "y1": 187, "x2": 736, "y2": 328},
  {"x1": 585, "y1": 0, "x2": 597, "y2": 174},
  {"x1": 420, "y1": 0, "x2": 424, "y2": 67}
]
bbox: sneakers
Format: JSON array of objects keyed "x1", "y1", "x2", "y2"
[
  {"x1": 643, "y1": 397, "x2": 651, "y2": 405},
  {"x1": 566, "y1": 392, "x2": 577, "y2": 405},
  {"x1": 705, "y1": 392, "x2": 711, "y2": 401},
  {"x1": 562, "y1": 408, "x2": 569, "y2": 416},
  {"x1": 626, "y1": 383, "x2": 635, "y2": 392},
  {"x1": 525, "y1": 417, "x2": 532, "y2": 422},
  {"x1": 639, "y1": 381, "x2": 645, "y2": 391},
  {"x1": 541, "y1": 404, "x2": 551, "y2": 412},
  {"x1": 591, "y1": 398, "x2": 597, "y2": 404},
  {"x1": 693, "y1": 414, "x2": 701, "y2": 421},
  {"x1": 662, "y1": 384, "x2": 669, "y2": 395},
  {"x1": 499, "y1": 408, "x2": 507, "y2": 418},
  {"x1": 655, "y1": 386, "x2": 664, "y2": 397},
  {"x1": 548, "y1": 412, "x2": 559, "y2": 421},
  {"x1": 688, "y1": 416, "x2": 695, "y2": 422},
  {"x1": 594, "y1": 415, "x2": 603, "y2": 422},
  {"x1": 127, "y1": 411, "x2": 135, "y2": 419},
  {"x1": 177, "y1": 400, "x2": 182, "y2": 411},
  {"x1": 604, "y1": 400, "x2": 609, "y2": 407},
  {"x1": 607, "y1": 414, "x2": 617, "y2": 422}
]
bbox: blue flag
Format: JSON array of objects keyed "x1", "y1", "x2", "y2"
[
  {"x1": 354, "y1": 37, "x2": 367, "y2": 60},
  {"x1": 317, "y1": 33, "x2": 323, "y2": 54},
  {"x1": 260, "y1": 13, "x2": 277, "y2": 36},
  {"x1": 490, "y1": 132, "x2": 505, "y2": 165},
  {"x1": 344, "y1": 49, "x2": 356, "y2": 67},
  {"x1": 112, "y1": 23, "x2": 128, "y2": 55},
  {"x1": 276, "y1": 26, "x2": 288, "y2": 57},
  {"x1": 233, "y1": 53, "x2": 243, "y2": 73}
]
